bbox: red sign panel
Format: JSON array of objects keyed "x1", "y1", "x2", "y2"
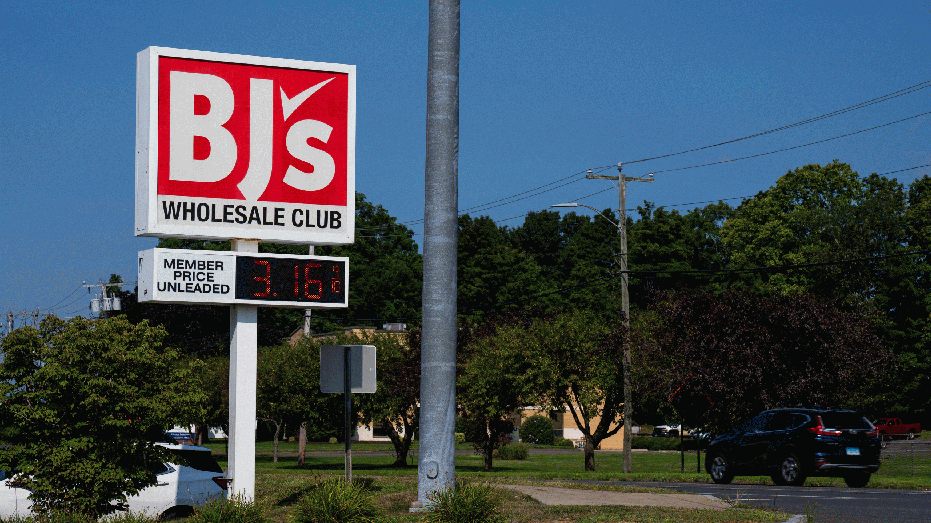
[{"x1": 136, "y1": 47, "x2": 355, "y2": 244}]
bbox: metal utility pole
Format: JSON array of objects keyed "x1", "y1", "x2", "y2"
[
  {"x1": 415, "y1": 0, "x2": 459, "y2": 510},
  {"x1": 586, "y1": 162, "x2": 652, "y2": 474}
]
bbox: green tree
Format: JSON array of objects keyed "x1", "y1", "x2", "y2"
[
  {"x1": 457, "y1": 214, "x2": 554, "y2": 320},
  {"x1": 719, "y1": 161, "x2": 909, "y2": 303},
  {"x1": 257, "y1": 339, "x2": 341, "y2": 463},
  {"x1": 343, "y1": 331, "x2": 420, "y2": 466},
  {"x1": 554, "y1": 210, "x2": 620, "y2": 316},
  {"x1": 190, "y1": 355, "x2": 229, "y2": 445},
  {"x1": 457, "y1": 322, "x2": 537, "y2": 470},
  {"x1": 263, "y1": 192, "x2": 423, "y2": 336},
  {"x1": 0, "y1": 316, "x2": 205, "y2": 518},
  {"x1": 529, "y1": 310, "x2": 623, "y2": 471}
]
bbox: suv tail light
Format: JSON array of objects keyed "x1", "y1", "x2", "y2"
[
  {"x1": 808, "y1": 416, "x2": 842, "y2": 436},
  {"x1": 212, "y1": 476, "x2": 230, "y2": 490}
]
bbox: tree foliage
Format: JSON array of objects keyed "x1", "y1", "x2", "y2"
[
  {"x1": 638, "y1": 289, "x2": 894, "y2": 433},
  {"x1": 528, "y1": 310, "x2": 623, "y2": 471},
  {"x1": 339, "y1": 331, "x2": 420, "y2": 467},
  {"x1": 257, "y1": 339, "x2": 341, "y2": 463},
  {"x1": 0, "y1": 316, "x2": 205, "y2": 517}
]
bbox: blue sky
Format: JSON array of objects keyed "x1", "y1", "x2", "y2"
[{"x1": 1, "y1": 0, "x2": 929, "y2": 325}]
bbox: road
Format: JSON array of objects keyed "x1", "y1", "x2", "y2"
[{"x1": 613, "y1": 481, "x2": 931, "y2": 522}]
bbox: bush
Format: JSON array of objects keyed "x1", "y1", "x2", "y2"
[
  {"x1": 630, "y1": 436, "x2": 704, "y2": 451},
  {"x1": 519, "y1": 415, "x2": 555, "y2": 445},
  {"x1": 329, "y1": 437, "x2": 338, "y2": 445},
  {"x1": 292, "y1": 477, "x2": 383, "y2": 523},
  {"x1": 454, "y1": 417, "x2": 471, "y2": 442},
  {"x1": 494, "y1": 442, "x2": 530, "y2": 460},
  {"x1": 188, "y1": 495, "x2": 269, "y2": 523},
  {"x1": 424, "y1": 481, "x2": 504, "y2": 523},
  {"x1": 455, "y1": 432, "x2": 465, "y2": 444},
  {"x1": 553, "y1": 437, "x2": 575, "y2": 448}
]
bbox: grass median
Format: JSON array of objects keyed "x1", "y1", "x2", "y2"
[
  {"x1": 206, "y1": 440, "x2": 931, "y2": 489},
  {"x1": 202, "y1": 440, "x2": 927, "y2": 522}
]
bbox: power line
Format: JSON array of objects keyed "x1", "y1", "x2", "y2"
[
  {"x1": 647, "y1": 111, "x2": 931, "y2": 175},
  {"x1": 623, "y1": 79, "x2": 931, "y2": 165},
  {"x1": 359, "y1": 82, "x2": 931, "y2": 235},
  {"x1": 42, "y1": 284, "x2": 83, "y2": 311}
]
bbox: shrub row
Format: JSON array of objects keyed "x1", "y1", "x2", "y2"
[{"x1": 630, "y1": 436, "x2": 706, "y2": 451}]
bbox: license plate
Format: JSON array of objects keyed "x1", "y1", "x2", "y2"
[{"x1": 846, "y1": 447, "x2": 861, "y2": 456}]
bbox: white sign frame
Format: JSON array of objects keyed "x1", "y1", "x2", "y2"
[
  {"x1": 135, "y1": 46, "x2": 356, "y2": 244},
  {"x1": 137, "y1": 248, "x2": 349, "y2": 308}
]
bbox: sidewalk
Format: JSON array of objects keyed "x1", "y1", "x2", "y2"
[{"x1": 494, "y1": 484, "x2": 730, "y2": 510}]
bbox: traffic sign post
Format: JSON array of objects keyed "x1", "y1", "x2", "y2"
[
  {"x1": 135, "y1": 47, "x2": 356, "y2": 501},
  {"x1": 321, "y1": 345, "x2": 376, "y2": 483}
]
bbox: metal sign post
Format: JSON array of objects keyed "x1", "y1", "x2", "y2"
[
  {"x1": 344, "y1": 346, "x2": 352, "y2": 483},
  {"x1": 321, "y1": 345, "x2": 376, "y2": 483}
]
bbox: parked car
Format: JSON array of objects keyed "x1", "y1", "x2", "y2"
[
  {"x1": 705, "y1": 408, "x2": 880, "y2": 488},
  {"x1": 872, "y1": 417, "x2": 921, "y2": 440},
  {"x1": 651, "y1": 425, "x2": 681, "y2": 438},
  {"x1": 0, "y1": 443, "x2": 226, "y2": 519}
]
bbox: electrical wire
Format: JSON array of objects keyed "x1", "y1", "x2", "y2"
[
  {"x1": 622, "y1": 79, "x2": 931, "y2": 165},
  {"x1": 646, "y1": 111, "x2": 931, "y2": 175},
  {"x1": 42, "y1": 284, "x2": 83, "y2": 311},
  {"x1": 359, "y1": 83, "x2": 931, "y2": 236}
]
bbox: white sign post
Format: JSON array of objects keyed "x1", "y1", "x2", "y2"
[{"x1": 135, "y1": 46, "x2": 356, "y2": 501}]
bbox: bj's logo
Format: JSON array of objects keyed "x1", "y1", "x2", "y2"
[{"x1": 156, "y1": 56, "x2": 351, "y2": 207}]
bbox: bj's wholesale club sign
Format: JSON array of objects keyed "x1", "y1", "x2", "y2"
[{"x1": 135, "y1": 47, "x2": 356, "y2": 244}]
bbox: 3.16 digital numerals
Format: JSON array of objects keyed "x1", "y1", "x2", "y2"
[{"x1": 235, "y1": 257, "x2": 346, "y2": 304}]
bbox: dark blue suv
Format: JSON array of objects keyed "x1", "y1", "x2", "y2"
[{"x1": 705, "y1": 408, "x2": 880, "y2": 487}]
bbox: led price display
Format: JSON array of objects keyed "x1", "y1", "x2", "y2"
[
  {"x1": 137, "y1": 248, "x2": 348, "y2": 308},
  {"x1": 235, "y1": 256, "x2": 346, "y2": 304}
]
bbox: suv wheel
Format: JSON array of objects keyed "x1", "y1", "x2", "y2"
[
  {"x1": 709, "y1": 454, "x2": 734, "y2": 484},
  {"x1": 771, "y1": 453, "x2": 806, "y2": 486},
  {"x1": 844, "y1": 472, "x2": 870, "y2": 488}
]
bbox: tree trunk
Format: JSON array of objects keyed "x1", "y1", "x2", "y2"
[
  {"x1": 272, "y1": 421, "x2": 283, "y2": 463},
  {"x1": 584, "y1": 438, "x2": 596, "y2": 471},
  {"x1": 484, "y1": 438, "x2": 495, "y2": 471},
  {"x1": 298, "y1": 421, "x2": 307, "y2": 466},
  {"x1": 385, "y1": 420, "x2": 410, "y2": 467},
  {"x1": 194, "y1": 424, "x2": 208, "y2": 445}
]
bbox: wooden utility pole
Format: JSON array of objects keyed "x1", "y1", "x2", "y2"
[{"x1": 585, "y1": 162, "x2": 652, "y2": 474}]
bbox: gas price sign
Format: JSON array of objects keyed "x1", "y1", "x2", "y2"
[{"x1": 138, "y1": 248, "x2": 348, "y2": 308}]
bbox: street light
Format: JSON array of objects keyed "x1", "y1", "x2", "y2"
[
  {"x1": 551, "y1": 199, "x2": 633, "y2": 474},
  {"x1": 551, "y1": 202, "x2": 619, "y2": 229}
]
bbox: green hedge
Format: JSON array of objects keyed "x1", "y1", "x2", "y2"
[
  {"x1": 630, "y1": 436, "x2": 706, "y2": 451},
  {"x1": 494, "y1": 442, "x2": 530, "y2": 460}
]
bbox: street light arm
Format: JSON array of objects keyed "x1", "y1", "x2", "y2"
[{"x1": 551, "y1": 202, "x2": 619, "y2": 229}]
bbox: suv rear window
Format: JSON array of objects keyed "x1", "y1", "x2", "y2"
[
  {"x1": 820, "y1": 411, "x2": 871, "y2": 429},
  {"x1": 169, "y1": 449, "x2": 223, "y2": 473}
]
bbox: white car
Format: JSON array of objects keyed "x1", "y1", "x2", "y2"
[{"x1": 0, "y1": 443, "x2": 226, "y2": 519}]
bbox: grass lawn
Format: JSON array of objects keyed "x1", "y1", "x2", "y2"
[
  {"x1": 192, "y1": 440, "x2": 931, "y2": 522},
  {"x1": 254, "y1": 473, "x2": 791, "y2": 523},
  {"x1": 207, "y1": 440, "x2": 931, "y2": 489}
]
